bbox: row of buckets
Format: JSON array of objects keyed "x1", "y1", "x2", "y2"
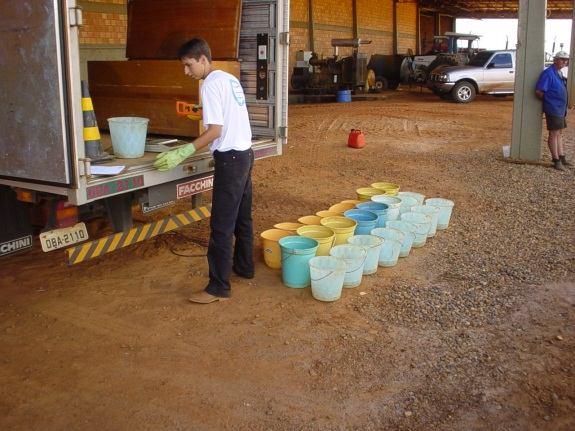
[{"x1": 260, "y1": 182, "x2": 455, "y2": 302}]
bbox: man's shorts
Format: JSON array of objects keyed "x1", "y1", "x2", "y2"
[{"x1": 545, "y1": 114, "x2": 567, "y2": 131}]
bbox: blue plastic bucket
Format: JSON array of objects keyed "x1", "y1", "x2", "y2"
[
  {"x1": 386, "y1": 220, "x2": 417, "y2": 257},
  {"x1": 411, "y1": 205, "x2": 440, "y2": 237},
  {"x1": 343, "y1": 209, "x2": 378, "y2": 235},
  {"x1": 425, "y1": 198, "x2": 455, "y2": 230},
  {"x1": 278, "y1": 236, "x2": 319, "y2": 288},
  {"x1": 329, "y1": 245, "x2": 366, "y2": 288},
  {"x1": 336, "y1": 89, "x2": 352, "y2": 103},
  {"x1": 371, "y1": 195, "x2": 401, "y2": 221},
  {"x1": 309, "y1": 256, "x2": 346, "y2": 302},
  {"x1": 397, "y1": 191, "x2": 425, "y2": 205},
  {"x1": 370, "y1": 227, "x2": 404, "y2": 267},
  {"x1": 400, "y1": 212, "x2": 431, "y2": 247},
  {"x1": 347, "y1": 235, "x2": 384, "y2": 274},
  {"x1": 355, "y1": 202, "x2": 390, "y2": 228},
  {"x1": 107, "y1": 117, "x2": 149, "y2": 158}
]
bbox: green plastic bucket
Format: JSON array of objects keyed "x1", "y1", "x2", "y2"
[
  {"x1": 279, "y1": 236, "x2": 319, "y2": 288},
  {"x1": 397, "y1": 195, "x2": 418, "y2": 215},
  {"x1": 425, "y1": 198, "x2": 455, "y2": 230},
  {"x1": 107, "y1": 117, "x2": 149, "y2": 158},
  {"x1": 309, "y1": 256, "x2": 346, "y2": 302}
]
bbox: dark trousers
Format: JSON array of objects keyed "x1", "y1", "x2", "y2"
[{"x1": 205, "y1": 148, "x2": 254, "y2": 297}]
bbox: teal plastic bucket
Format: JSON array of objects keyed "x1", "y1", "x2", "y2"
[
  {"x1": 386, "y1": 220, "x2": 417, "y2": 257},
  {"x1": 279, "y1": 236, "x2": 319, "y2": 288},
  {"x1": 356, "y1": 202, "x2": 390, "y2": 228},
  {"x1": 347, "y1": 235, "x2": 384, "y2": 274},
  {"x1": 400, "y1": 212, "x2": 431, "y2": 247},
  {"x1": 412, "y1": 204, "x2": 440, "y2": 237},
  {"x1": 336, "y1": 89, "x2": 352, "y2": 102},
  {"x1": 370, "y1": 227, "x2": 404, "y2": 267},
  {"x1": 425, "y1": 198, "x2": 455, "y2": 230},
  {"x1": 309, "y1": 256, "x2": 346, "y2": 302},
  {"x1": 397, "y1": 191, "x2": 425, "y2": 205},
  {"x1": 371, "y1": 195, "x2": 401, "y2": 221},
  {"x1": 343, "y1": 209, "x2": 378, "y2": 235},
  {"x1": 107, "y1": 117, "x2": 149, "y2": 158},
  {"x1": 397, "y1": 195, "x2": 418, "y2": 215},
  {"x1": 329, "y1": 244, "x2": 367, "y2": 288}
]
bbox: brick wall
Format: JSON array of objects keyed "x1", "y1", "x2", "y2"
[
  {"x1": 290, "y1": 0, "x2": 418, "y2": 62},
  {"x1": 78, "y1": 0, "x2": 127, "y2": 45}
]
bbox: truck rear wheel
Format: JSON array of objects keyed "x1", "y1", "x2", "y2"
[{"x1": 451, "y1": 81, "x2": 476, "y2": 103}]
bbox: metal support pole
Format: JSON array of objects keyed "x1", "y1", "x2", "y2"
[
  {"x1": 308, "y1": 0, "x2": 314, "y2": 52},
  {"x1": 352, "y1": 0, "x2": 358, "y2": 39},
  {"x1": 568, "y1": 0, "x2": 575, "y2": 108},
  {"x1": 392, "y1": 0, "x2": 398, "y2": 55},
  {"x1": 510, "y1": 0, "x2": 547, "y2": 161}
]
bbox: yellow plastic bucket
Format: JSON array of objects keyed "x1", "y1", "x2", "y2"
[
  {"x1": 316, "y1": 210, "x2": 341, "y2": 218},
  {"x1": 340, "y1": 199, "x2": 361, "y2": 205},
  {"x1": 320, "y1": 216, "x2": 357, "y2": 246},
  {"x1": 297, "y1": 225, "x2": 336, "y2": 256},
  {"x1": 298, "y1": 215, "x2": 323, "y2": 225},
  {"x1": 274, "y1": 222, "x2": 304, "y2": 232},
  {"x1": 356, "y1": 187, "x2": 382, "y2": 201},
  {"x1": 371, "y1": 182, "x2": 400, "y2": 196},
  {"x1": 328, "y1": 202, "x2": 356, "y2": 214},
  {"x1": 260, "y1": 229, "x2": 291, "y2": 269}
]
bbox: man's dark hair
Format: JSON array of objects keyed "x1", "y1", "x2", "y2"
[{"x1": 178, "y1": 38, "x2": 212, "y2": 62}]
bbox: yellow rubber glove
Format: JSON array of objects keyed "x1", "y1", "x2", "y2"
[{"x1": 153, "y1": 143, "x2": 196, "y2": 171}]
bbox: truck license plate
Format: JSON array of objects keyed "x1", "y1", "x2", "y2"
[{"x1": 40, "y1": 223, "x2": 89, "y2": 252}]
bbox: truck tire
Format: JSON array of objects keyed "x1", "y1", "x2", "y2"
[{"x1": 451, "y1": 81, "x2": 476, "y2": 103}]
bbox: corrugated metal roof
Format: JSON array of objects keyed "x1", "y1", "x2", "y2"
[{"x1": 418, "y1": 1, "x2": 573, "y2": 19}]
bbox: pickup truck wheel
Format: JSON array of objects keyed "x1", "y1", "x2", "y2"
[{"x1": 452, "y1": 81, "x2": 476, "y2": 103}]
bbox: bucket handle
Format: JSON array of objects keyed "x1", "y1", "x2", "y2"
[
  {"x1": 311, "y1": 270, "x2": 338, "y2": 282},
  {"x1": 345, "y1": 253, "x2": 367, "y2": 274}
]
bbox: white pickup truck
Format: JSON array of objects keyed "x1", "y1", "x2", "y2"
[{"x1": 428, "y1": 50, "x2": 517, "y2": 103}]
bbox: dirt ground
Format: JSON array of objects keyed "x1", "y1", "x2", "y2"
[{"x1": 1, "y1": 90, "x2": 574, "y2": 431}]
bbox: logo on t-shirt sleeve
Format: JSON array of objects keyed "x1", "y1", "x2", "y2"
[{"x1": 230, "y1": 80, "x2": 246, "y2": 106}]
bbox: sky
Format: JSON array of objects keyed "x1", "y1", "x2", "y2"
[{"x1": 456, "y1": 18, "x2": 572, "y2": 56}]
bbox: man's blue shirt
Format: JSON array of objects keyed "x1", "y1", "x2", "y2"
[{"x1": 536, "y1": 66, "x2": 568, "y2": 117}]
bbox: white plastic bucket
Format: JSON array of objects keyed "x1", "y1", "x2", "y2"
[
  {"x1": 397, "y1": 191, "x2": 425, "y2": 205},
  {"x1": 329, "y1": 245, "x2": 366, "y2": 288},
  {"x1": 309, "y1": 256, "x2": 346, "y2": 302},
  {"x1": 425, "y1": 198, "x2": 455, "y2": 230},
  {"x1": 347, "y1": 235, "x2": 384, "y2": 275},
  {"x1": 385, "y1": 220, "x2": 417, "y2": 257},
  {"x1": 411, "y1": 205, "x2": 440, "y2": 237},
  {"x1": 400, "y1": 212, "x2": 431, "y2": 247},
  {"x1": 397, "y1": 195, "x2": 418, "y2": 215},
  {"x1": 107, "y1": 117, "x2": 149, "y2": 158},
  {"x1": 370, "y1": 227, "x2": 404, "y2": 267},
  {"x1": 371, "y1": 195, "x2": 401, "y2": 221}
]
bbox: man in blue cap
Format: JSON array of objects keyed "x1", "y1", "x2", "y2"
[{"x1": 536, "y1": 51, "x2": 570, "y2": 170}]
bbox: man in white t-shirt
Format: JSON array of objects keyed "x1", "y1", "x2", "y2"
[{"x1": 154, "y1": 38, "x2": 254, "y2": 303}]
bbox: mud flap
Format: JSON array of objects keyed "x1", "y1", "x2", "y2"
[{"x1": 0, "y1": 186, "x2": 33, "y2": 257}]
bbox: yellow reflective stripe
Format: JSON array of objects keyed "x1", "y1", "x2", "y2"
[
  {"x1": 177, "y1": 214, "x2": 189, "y2": 225},
  {"x1": 83, "y1": 127, "x2": 100, "y2": 141},
  {"x1": 137, "y1": 224, "x2": 151, "y2": 242},
  {"x1": 92, "y1": 238, "x2": 108, "y2": 257},
  {"x1": 108, "y1": 233, "x2": 123, "y2": 252},
  {"x1": 75, "y1": 244, "x2": 92, "y2": 263},
  {"x1": 151, "y1": 221, "x2": 163, "y2": 237},
  {"x1": 82, "y1": 97, "x2": 94, "y2": 111},
  {"x1": 124, "y1": 228, "x2": 138, "y2": 246}
]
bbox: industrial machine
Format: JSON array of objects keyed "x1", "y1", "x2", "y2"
[
  {"x1": 400, "y1": 32, "x2": 481, "y2": 84},
  {"x1": 291, "y1": 38, "x2": 372, "y2": 94}
]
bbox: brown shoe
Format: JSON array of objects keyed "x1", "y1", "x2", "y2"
[
  {"x1": 553, "y1": 159, "x2": 565, "y2": 171},
  {"x1": 188, "y1": 291, "x2": 230, "y2": 304}
]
